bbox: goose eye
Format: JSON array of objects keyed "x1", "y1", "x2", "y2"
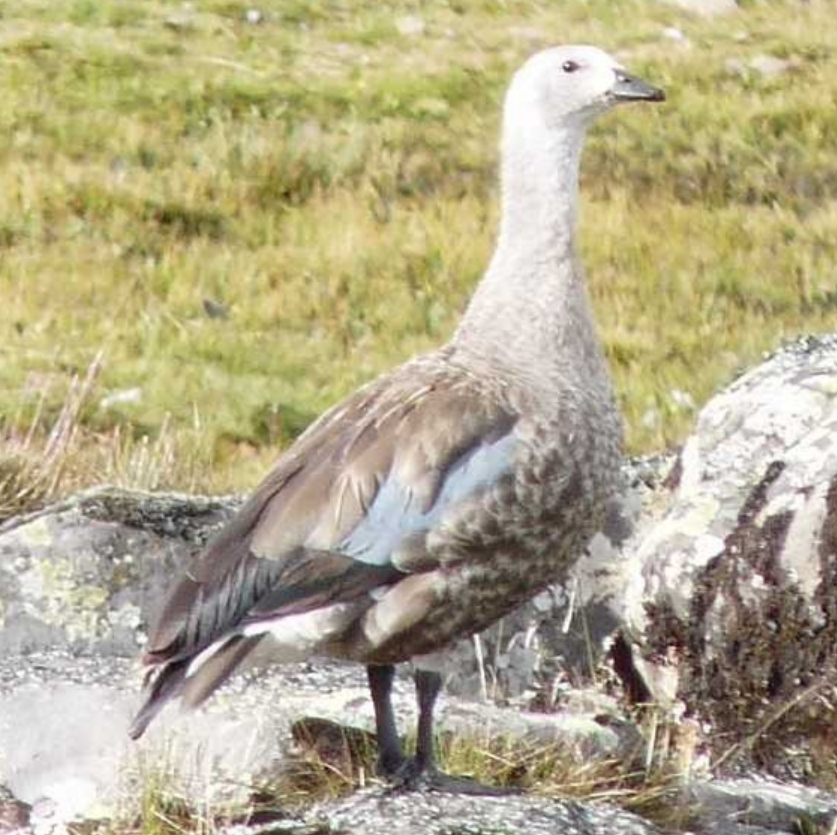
[{"x1": 562, "y1": 60, "x2": 580, "y2": 74}]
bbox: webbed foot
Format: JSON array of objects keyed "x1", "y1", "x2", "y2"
[{"x1": 384, "y1": 757, "x2": 518, "y2": 796}]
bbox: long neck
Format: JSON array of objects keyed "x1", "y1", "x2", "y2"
[
  {"x1": 453, "y1": 106, "x2": 607, "y2": 391},
  {"x1": 494, "y1": 112, "x2": 583, "y2": 268}
]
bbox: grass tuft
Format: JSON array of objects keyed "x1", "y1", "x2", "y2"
[{"x1": 0, "y1": 353, "x2": 102, "y2": 521}]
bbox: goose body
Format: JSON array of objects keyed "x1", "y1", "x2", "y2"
[{"x1": 131, "y1": 45, "x2": 664, "y2": 791}]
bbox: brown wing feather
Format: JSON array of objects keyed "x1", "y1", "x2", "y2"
[{"x1": 142, "y1": 360, "x2": 515, "y2": 670}]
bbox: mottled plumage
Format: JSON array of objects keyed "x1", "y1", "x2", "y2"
[{"x1": 131, "y1": 45, "x2": 664, "y2": 792}]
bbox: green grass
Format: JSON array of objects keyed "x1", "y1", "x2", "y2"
[
  {"x1": 1, "y1": 0, "x2": 836, "y2": 510},
  {"x1": 116, "y1": 715, "x2": 691, "y2": 834}
]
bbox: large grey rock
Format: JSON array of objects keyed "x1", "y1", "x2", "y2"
[
  {"x1": 620, "y1": 335, "x2": 837, "y2": 779},
  {"x1": 310, "y1": 789, "x2": 665, "y2": 835},
  {"x1": 687, "y1": 778, "x2": 837, "y2": 833},
  {"x1": 306, "y1": 788, "x2": 799, "y2": 835},
  {"x1": 0, "y1": 489, "x2": 239, "y2": 657}
]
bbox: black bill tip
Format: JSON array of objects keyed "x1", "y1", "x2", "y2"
[{"x1": 612, "y1": 70, "x2": 666, "y2": 103}]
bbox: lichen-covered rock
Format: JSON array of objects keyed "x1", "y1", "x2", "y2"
[
  {"x1": 619, "y1": 335, "x2": 837, "y2": 782},
  {"x1": 0, "y1": 488, "x2": 238, "y2": 656}
]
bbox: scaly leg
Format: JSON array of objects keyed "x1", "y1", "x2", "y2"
[
  {"x1": 367, "y1": 664, "x2": 406, "y2": 777},
  {"x1": 396, "y1": 668, "x2": 518, "y2": 795}
]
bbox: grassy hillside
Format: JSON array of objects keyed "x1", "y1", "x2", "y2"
[{"x1": 1, "y1": 0, "x2": 835, "y2": 512}]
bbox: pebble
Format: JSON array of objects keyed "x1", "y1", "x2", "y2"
[
  {"x1": 396, "y1": 15, "x2": 425, "y2": 36},
  {"x1": 659, "y1": 0, "x2": 738, "y2": 16}
]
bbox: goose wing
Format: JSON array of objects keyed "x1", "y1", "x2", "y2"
[{"x1": 130, "y1": 364, "x2": 517, "y2": 736}]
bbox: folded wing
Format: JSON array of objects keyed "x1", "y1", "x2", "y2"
[{"x1": 130, "y1": 365, "x2": 517, "y2": 737}]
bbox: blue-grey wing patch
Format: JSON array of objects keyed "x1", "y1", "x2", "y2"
[{"x1": 338, "y1": 431, "x2": 517, "y2": 567}]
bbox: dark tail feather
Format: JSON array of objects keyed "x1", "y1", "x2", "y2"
[
  {"x1": 128, "y1": 658, "x2": 191, "y2": 740},
  {"x1": 180, "y1": 634, "x2": 264, "y2": 710},
  {"x1": 128, "y1": 635, "x2": 265, "y2": 741}
]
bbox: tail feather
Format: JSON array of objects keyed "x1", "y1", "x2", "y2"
[
  {"x1": 180, "y1": 634, "x2": 264, "y2": 710},
  {"x1": 128, "y1": 658, "x2": 191, "y2": 740},
  {"x1": 129, "y1": 635, "x2": 265, "y2": 740}
]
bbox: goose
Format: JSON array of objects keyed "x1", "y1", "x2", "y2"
[{"x1": 130, "y1": 45, "x2": 664, "y2": 794}]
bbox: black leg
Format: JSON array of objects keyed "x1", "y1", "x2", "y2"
[
  {"x1": 414, "y1": 669, "x2": 443, "y2": 771},
  {"x1": 397, "y1": 667, "x2": 519, "y2": 796},
  {"x1": 367, "y1": 664, "x2": 519, "y2": 795},
  {"x1": 367, "y1": 664, "x2": 405, "y2": 777}
]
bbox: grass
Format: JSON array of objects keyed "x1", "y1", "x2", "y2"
[
  {"x1": 108, "y1": 708, "x2": 837, "y2": 835},
  {"x1": 115, "y1": 712, "x2": 693, "y2": 835},
  {"x1": 0, "y1": 0, "x2": 835, "y2": 515}
]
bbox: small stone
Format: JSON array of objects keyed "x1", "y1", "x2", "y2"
[
  {"x1": 688, "y1": 779, "x2": 837, "y2": 832},
  {"x1": 748, "y1": 53, "x2": 796, "y2": 78},
  {"x1": 725, "y1": 54, "x2": 797, "y2": 79},
  {"x1": 661, "y1": 27, "x2": 692, "y2": 49},
  {"x1": 163, "y1": 14, "x2": 193, "y2": 32},
  {"x1": 396, "y1": 15, "x2": 425, "y2": 36},
  {"x1": 203, "y1": 298, "x2": 230, "y2": 319},
  {"x1": 670, "y1": 388, "x2": 695, "y2": 411},
  {"x1": 244, "y1": 8, "x2": 263, "y2": 24},
  {"x1": 659, "y1": 0, "x2": 738, "y2": 16},
  {"x1": 99, "y1": 387, "x2": 143, "y2": 410}
]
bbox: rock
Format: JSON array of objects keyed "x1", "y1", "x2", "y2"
[
  {"x1": 725, "y1": 55, "x2": 798, "y2": 79},
  {"x1": 659, "y1": 0, "x2": 737, "y2": 16},
  {"x1": 309, "y1": 789, "x2": 666, "y2": 835},
  {"x1": 661, "y1": 27, "x2": 692, "y2": 49},
  {"x1": 203, "y1": 298, "x2": 230, "y2": 319},
  {"x1": 620, "y1": 335, "x2": 837, "y2": 779},
  {"x1": 395, "y1": 15, "x2": 425, "y2": 37},
  {"x1": 243, "y1": 9, "x2": 263, "y2": 25},
  {"x1": 662, "y1": 26, "x2": 688, "y2": 43},
  {"x1": 99, "y1": 387, "x2": 142, "y2": 410},
  {"x1": 217, "y1": 824, "x2": 323, "y2": 835},
  {"x1": 747, "y1": 54, "x2": 797, "y2": 78},
  {"x1": 0, "y1": 472, "x2": 652, "y2": 701},
  {"x1": 0, "y1": 487, "x2": 239, "y2": 656},
  {"x1": 687, "y1": 778, "x2": 837, "y2": 833},
  {"x1": 0, "y1": 678, "x2": 134, "y2": 821}
]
